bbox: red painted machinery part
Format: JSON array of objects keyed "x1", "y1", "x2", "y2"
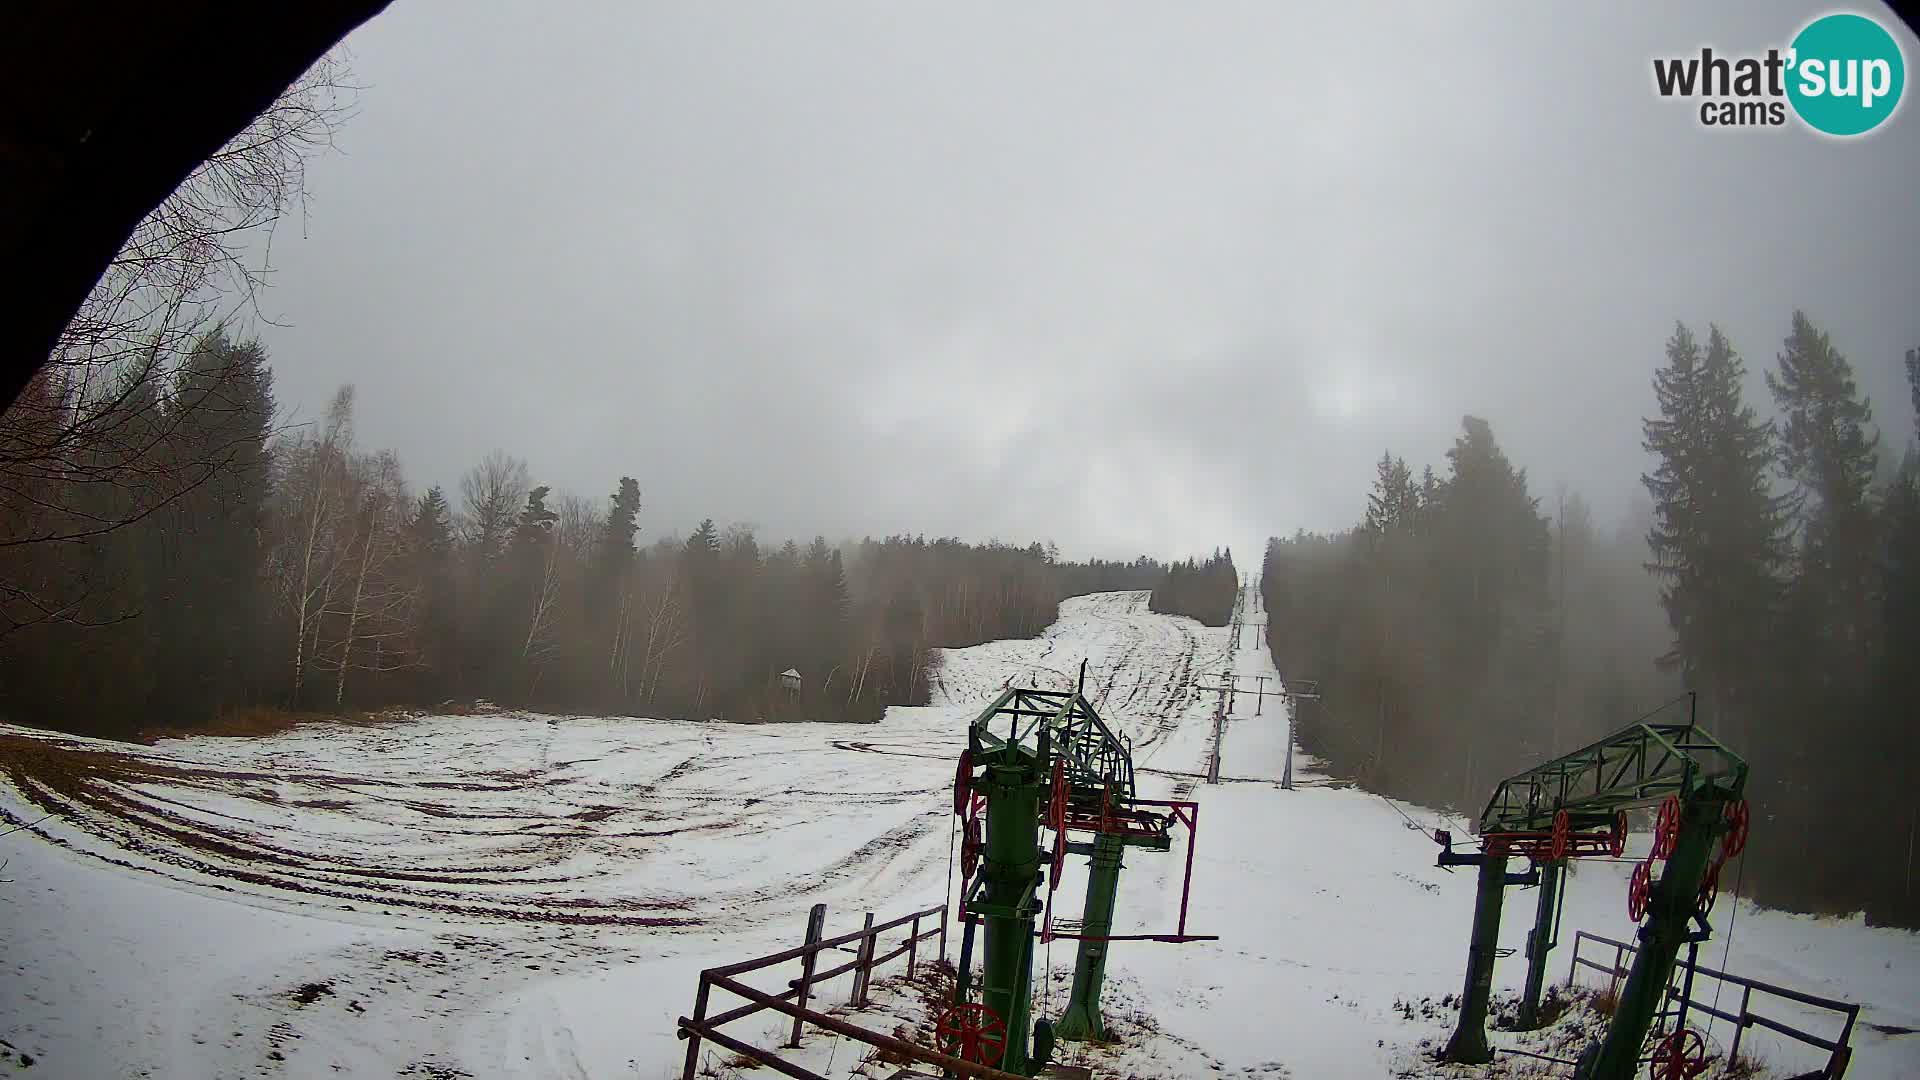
[
  {"x1": 1696, "y1": 858, "x2": 1720, "y2": 919},
  {"x1": 961, "y1": 817, "x2": 983, "y2": 878},
  {"x1": 935, "y1": 1002, "x2": 1008, "y2": 1066},
  {"x1": 1628, "y1": 859, "x2": 1653, "y2": 922},
  {"x1": 1653, "y1": 795, "x2": 1681, "y2": 860},
  {"x1": 1049, "y1": 757, "x2": 1068, "y2": 834},
  {"x1": 1651, "y1": 1028, "x2": 1708, "y2": 1080},
  {"x1": 1723, "y1": 799, "x2": 1750, "y2": 860},
  {"x1": 953, "y1": 749, "x2": 973, "y2": 816}
]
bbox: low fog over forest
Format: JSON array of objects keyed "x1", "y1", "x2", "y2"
[{"x1": 1267, "y1": 324, "x2": 1918, "y2": 926}]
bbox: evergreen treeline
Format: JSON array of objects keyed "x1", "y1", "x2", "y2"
[
  {"x1": 1148, "y1": 549, "x2": 1239, "y2": 626},
  {"x1": 1262, "y1": 422, "x2": 1673, "y2": 816},
  {"x1": 0, "y1": 332, "x2": 1172, "y2": 737},
  {"x1": 1264, "y1": 312, "x2": 1919, "y2": 927}
]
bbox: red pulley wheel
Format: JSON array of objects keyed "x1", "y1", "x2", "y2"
[
  {"x1": 953, "y1": 749, "x2": 973, "y2": 816},
  {"x1": 1550, "y1": 809, "x2": 1571, "y2": 861},
  {"x1": 1696, "y1": 859, "x2": 1721, "y2": 919},
  {"x1": 1651, "y1": 1028, "x2": 1708, "y2": 1080},
  {"x1": 1723, "y1": 799, "x2": 1750, "y2": 860},
  {"x1": 1653, "y1": 795, "x2": 1681, "y2": 860},
  {"x1": 935, "y1": 1001, "x2": 1008, "y2": 1067},
  {"x1": 1049, "y1": 756, "x2": 1068, "y2": 833},
  {"x1": 1610, "y1": 810, "x2": 1628, "y2": 858},
  {"x1": 1628, "y1": 859, "x2": 1653, "y2": 923},
  {"x1": 961, "y1": 817, "x2": 983, "y2": 878}
]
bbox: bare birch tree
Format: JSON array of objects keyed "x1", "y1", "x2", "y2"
[
  {"x1": 268, "y1": 386, "x2": 355, "y2": 704},
  {"x1": 6, "y1": 57, "x2": 353, "y2": 544},
  {"x1": 320, "y1": 449, "x2": 415, "y2": 706},
  {"x1": 520, "y1": 492, "x2": 593, "y2": 695},
  {"x1": 0, "y1": 55, "x2": 354, "y2": 642},
  {"x1": 520, "y1": 531, "x2": 561, "y2": 673},
  {"x1": 639, "y1": 570, "x2": 691, "y2": 709},
  {"x1": 458, "y1": 450, "x2": 529, "y2": 560}
]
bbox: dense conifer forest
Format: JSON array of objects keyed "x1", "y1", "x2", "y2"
[
  {"x1": 1147, "y1": 549, "x2": 1240, "y2": 626},
  {"x1": 1264, "y1": 315, "x2": 1919, "y2": 927}
]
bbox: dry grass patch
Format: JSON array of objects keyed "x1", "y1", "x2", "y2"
[{"x1": 138, "y1": 706, "x2": 338, "y2": 742}]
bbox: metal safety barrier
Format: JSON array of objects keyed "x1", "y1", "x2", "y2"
[
  {"x1": 676, "y1": 900, "x2": 1029, "y2": 1080},
  {"x1": 1566, "y1": 930, "x2": 1860, "y2": 1078}
]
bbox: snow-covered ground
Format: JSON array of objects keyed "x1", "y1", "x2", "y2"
[{"x1": 1, "y1": 589, "x2": 1914, "y2": 1078}]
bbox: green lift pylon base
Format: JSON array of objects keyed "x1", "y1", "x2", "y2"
[
  {"x1": 1054, "y1": 831, "x2": 1125, "y2": 1041},
  {"x1": 1440, "y1": 845, "x2": 1511, "y2": 1063},
  {"x1": 1431, "y1": 836, "x2": 1545, "y2": 1058},
  {"x1": 976, "y1": 758, "x2": 1045, "y2": 1076},
  {"x1": 1581, "y1": 792, "x2": 1731, "y2": 1080},
  {"x1": 1517, "y1": 857, "x2": 1563, "y2": 1030}
]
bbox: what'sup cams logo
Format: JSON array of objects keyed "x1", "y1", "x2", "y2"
[{"x1": 1653, "y1": 11, "x2": 1906, "y2": 137}]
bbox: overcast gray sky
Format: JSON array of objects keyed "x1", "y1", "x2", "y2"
[{"x1": 259, "y1": 1, "x2": 1920, "y2": 564}]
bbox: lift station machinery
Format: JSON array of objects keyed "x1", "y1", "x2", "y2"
[
  {"x1": 942, "y1": 668, "x2": 1213, "y2": 1076},
  {"x1": 1435, "y1": 698, "x2": 1749, "y2": 1080}
]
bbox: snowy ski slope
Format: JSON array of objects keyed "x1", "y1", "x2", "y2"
[{"x1": 0, "y1": 589, "x2": 1913, "y2": 1078}]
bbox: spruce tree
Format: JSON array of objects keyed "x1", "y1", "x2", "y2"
[
  {"x1": 1641, "y1": 322, "x2": 1790, "y2": 743},
  {"x1": 812, "y1": 544, "x2": 853, "y2": 699},
  {"x1": 1869, "y1": 353, "x2": 1920, "y2": 924},
  {"x1": 11, "y1": 358, "x2": 169, "y2": 729},
  {"x1": 1767, "y1": 311, "x2": 1880, "y2": 693},
  {"x1": 1431, "y1": 415, "x2": 1552, "y2": 776},
  {"x1": 720, "y1": 526, "x2": 764, "y2": 715},
  {"x1": 586, "y1": 477, "x2": 642, "y2": 692},
  {"x1": 1358, "y1": 450, "x2": 1434, "y2": 780},
  {"x1": 595, "y1": 478, "x2": 642, "y2": 578},
  {"x1": 151, "y1": 329, "x2": 276, "y2": 721},
  {"x1": 677, "y1": 519, "x2": 725, "y2": 712},
  {"x1": 499, "y1": 486, "x2": 559, "y2": 696},
  {"x1": 408, "y1": 486, "x2": 458, "y2": 700},
  {"x1": 1907, "y1": 347, "x2": 1920, "y2": 428},
  {"x1": 1364, "y1": 452, "x2": 1416, "y2": 537},
  {"x1": 1414, "y1": 466, "x2": 1441, "y2": 536}
]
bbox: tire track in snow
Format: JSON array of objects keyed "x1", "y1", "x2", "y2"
[{"x1": 0, "y1": 592, "x2": 1225, "y2": 942}]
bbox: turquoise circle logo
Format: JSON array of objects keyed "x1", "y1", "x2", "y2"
[{"x1": 1787, "y1": 12, "x2": 1906, "y2": 136}]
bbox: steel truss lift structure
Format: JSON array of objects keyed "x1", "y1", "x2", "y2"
[
  {"x1": 945, "y1": 668, "x2": 1214, "y2": 1076},
  {"x1": 1436, "y1": 700, "x2": 1750, "y2": 1080}
]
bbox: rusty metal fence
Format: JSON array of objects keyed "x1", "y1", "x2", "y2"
[
  {"x1": 677, "y1": 900, "x2": 1028, "y2": 1080},
  {"x1": 1567, "y1": 930, "x2": 1860, "y2": 1078}
]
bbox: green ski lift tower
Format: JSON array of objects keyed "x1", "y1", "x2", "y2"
[
  {"x1": 940, "y1": 668, "x2": 1213, "y2": 1076},
  {"x1": 1434, "y1": 697, "x2": 1749, "y2": 1080}
]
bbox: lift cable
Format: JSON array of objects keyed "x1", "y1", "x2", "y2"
[
  {"x1": 1310, "y1": 691, "x2": 1463, "y2": 843},
  {"x1": 945, "y1": 806, "x2": 957, "y2": 926},
  {"x1": 1374, "y1": 789, "x2": 1434, "y2": 836},
  {"x1": 1706, "y1": 853, "x2": 1750, "y2": 1041},
  {"x1": 1625, "y1": 691, "x2": 1695, "y2": 728}
]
